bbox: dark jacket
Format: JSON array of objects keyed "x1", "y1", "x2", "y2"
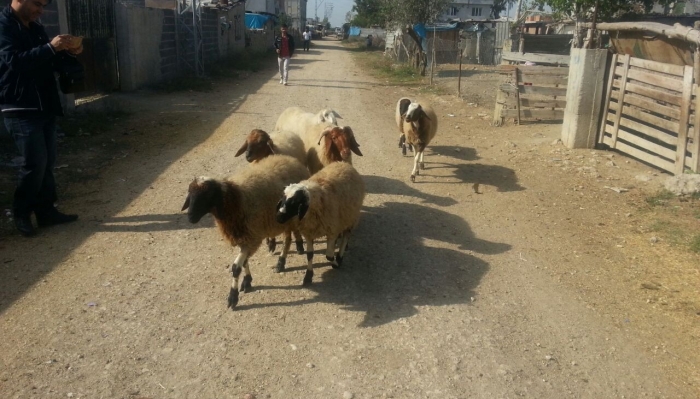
[
  {"x1": 274, "y1": 34, "x2": 295, "y2": 57},
  {"x1": 0, "y1": 5, "x2": 75, "y2": 117}
]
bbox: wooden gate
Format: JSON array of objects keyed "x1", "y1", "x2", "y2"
[
  {"x1": 599, "y1": 54, "x2": 700, "y2": 175},
  {"x1": 66, "y1": 0, "x2": 119, "y2": 94}
]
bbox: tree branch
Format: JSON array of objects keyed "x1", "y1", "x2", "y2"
[{"x1": 581, "y1": 22, "x2": 700, "y2": 46}]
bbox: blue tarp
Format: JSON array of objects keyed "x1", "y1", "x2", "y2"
[
  {"x1": 245, "y1": 13, "x2": 270, "y2": 29},
  {"x1": 348, "y1": 26, "x2": 361, "y2": 36}
]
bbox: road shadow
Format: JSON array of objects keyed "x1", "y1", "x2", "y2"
[
  {"x1": 363, "y1": 175, "x2": 457, "y2": 207},
  {"x1": 287, "y1": 83, "x2": 370, "y2": 90},
  {"x1": 0, "y1": 63, "x2": 281, "y2": 314},
  {"x1": 236, "y1": 201, "x2": 510, "y2": 327},
  {"x1": 436, "y1": 69, "x2": 499, "y2": 79},
  {"x1": 449, "y1": 163, "x2": 525, "y2": 192},
  {"x1": 428, "y1": 145, "x2": 480, "y2": 162}
]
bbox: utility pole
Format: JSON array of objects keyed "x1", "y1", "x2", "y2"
[{"x1": 514, "y1": 0, "x2": 523, "y2": 22}]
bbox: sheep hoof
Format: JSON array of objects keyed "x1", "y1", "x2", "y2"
[
  {"x1": 266, "y1": 237, "x2": 277, "y2": 254},
  {"x1": 401, "y1": 145, "x2": 407, "y2": 156},
  {"x1": 326, "y1": 255, "x2": 334, "y2": 263},
  {"x1": 274, "y1": 257, "x2": 286, "y2": 273},
  {"x1": 420, "y1": 162, "x2": 425, "y2": 170},
  {"x1": 334, "y1": 254, "x2": 344, "y2": 268},
  {"x1": 295, "y1": 240, "x2": 305, "y2": 255},
  {"x1": 227, "y1": 288, "x2": 239, "y2": 309},
  {"x1": 241, "y1": 275, "x2": 253, "y2": 293},
  {"x1": 303, "y1": 270, "x2": 314, "y2": 286},
  {"x1": 410, "y1": 174, "x2": 416, "y2": 183},
  {"x1": 398, "y1": 135, "x2": 405, "y2": 148}
]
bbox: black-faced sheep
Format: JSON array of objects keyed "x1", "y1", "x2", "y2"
[
  {"x1": 181, "y1": 155, "x2": 310, "y2": 309},
  {"x1": 235, "y1": 128, "x2": 308, "y2": 255},
  {"x1": 275, "y1": 162, "x2": 365, "y2": 285},
  {"x1": 396, "y1": 98, "x2": 438, "y2": 182}
]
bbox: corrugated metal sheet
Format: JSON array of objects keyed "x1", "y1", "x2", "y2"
[
  {"x1": 611, "y1": 31, "x2": 692, "y2": 67},
  {"x1": 493, "y1": 21, "x2": 510, "y2": 65}
]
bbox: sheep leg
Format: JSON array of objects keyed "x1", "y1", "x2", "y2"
[
  {"x1": 326, "y1": 236, "x2": 339, "y2": 268},
  {"x1": 274, "y1": 232, "x2": 293, "y2": 273},
  {"x1": 410, "y1": 151, "x2": 421, "y2": 182},
  {"x1": 419, "y1": 151, "x2": 426, "y2": 170},
  {"x1": 293, "y1": 230, "x2": 305, "y2": 254},
  {"x1": 335, "y1": 232, "x2": 351, "y2": 267},
  {"x1": 228, "y1": 249, "x2": 250, "y2": 308},
  {"x1": 398, "y1": 134, "x2": 405, "y2": 148},
  {"x1": 266, "y1": 237, "x2": 277, "y2": 254},
  {"x1": 401, "y1": 142, "x2": 407, "y2": 156},
  {"x1": 303, "y1": 240, "x2": 315, "y2": 286},
  {"x1": 240, "y1": 259, "x2": 253, "y2": 293}
]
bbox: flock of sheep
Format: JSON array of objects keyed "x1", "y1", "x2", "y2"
[{"x1": 181, "y1": 98, "x2": 438, "y2": 309}]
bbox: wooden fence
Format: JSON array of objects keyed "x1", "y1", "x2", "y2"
[
  {"x1": 599, "y1": 54, "x2": 700, "y2": 174},
  {"x1": 492, "y1": 54, "x2": 570, "y2": 126}
]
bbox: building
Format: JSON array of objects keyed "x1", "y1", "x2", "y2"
[
  {"x1": 282, "y1": 0, "x2": 308, "y2": 32},
  {"x1": 440, "y1": 0, "x2": 495, "y2": 22}
]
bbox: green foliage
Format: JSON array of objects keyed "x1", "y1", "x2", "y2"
[
  {"x1": 645, "y1": 190, "x2": 675, "y2": 207},
  {"x1": 491, "y1": 0, "x2": 517, "y2": 19},
  {"x1": 351, "y1": 0, "x2": 452, "y2": 27},
  {"x1": 532, "y1": 0, "x2": 673, "y2": 21},
  {"x1": 691, "y1": 234, "x2": 700, "y2": 253}
]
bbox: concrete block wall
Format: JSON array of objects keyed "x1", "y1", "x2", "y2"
[{"x1": 160, "y1": 10, "x2": 178, "y2": 78}]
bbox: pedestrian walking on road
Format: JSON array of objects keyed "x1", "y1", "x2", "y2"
[
  {"x1": 0, "y1": 0, "x2": 83, "y2": 236},
  {"x1": 274, "y1": 24, "x2": 295, "y2": 86},
  {"x1": 302, "y1": 28, "x2": 311, "y2": 51}
]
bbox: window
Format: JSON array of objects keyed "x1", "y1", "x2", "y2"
[
  {"x1": 448, "y1": 6, "x2": 459, "y2": 16},
  {"x1": 471, "y1": 7, "x2": 482, "y2": 17}
]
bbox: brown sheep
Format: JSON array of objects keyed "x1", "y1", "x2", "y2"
[{"x1": 396, "y1": 98, "x2": 438, "y2": 182}]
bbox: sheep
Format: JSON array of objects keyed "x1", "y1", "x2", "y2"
[
  {"x1": 234, "y1": 128, "x2": 308, "y2": 255},
  {"x1": 396, "y1": 98, "x2": 438, "y2": 182},
  {"x1": 274, "y1": 106, "x2": 342, "y2": 136},
  {"x1": 234, "y1": 128, "x2": 306, "y2": 166},
  {"x1": 307, "y1": 125, "x2": 363, "y2": 174},
  {"x1": 181, "y1": 155, "x2": 310, "y2": 309},
  {"x1": 275, "y1": 161, "x2": 365, "y2": 286}
]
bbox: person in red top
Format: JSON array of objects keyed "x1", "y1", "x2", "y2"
[{"x1": 273, "y1": 24, "x2": 295, "y2": 86}]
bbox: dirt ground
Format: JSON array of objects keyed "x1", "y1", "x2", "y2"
[{"x1": 1, "y1": 39, "x2": 699, "y2": 399}]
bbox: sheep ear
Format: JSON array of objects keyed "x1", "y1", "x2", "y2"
[
  {"x1": 399, "y1": 99, "x2": 411, "y2": 117},
  {"x1": 333, "y1": 111, "x2": 342, "y2": 120},
  {"x1": 234, "y1": 141, "x2": 248, "y2": 157},
  {"x1": 297, "y1": 203, "x2": 309, "y2": 220},
  {"x1": 181, "y1": 195, "x2": 191, "y2": 211},
  {"x1": 276, "y1": 199, "x2": 285, "y2": 212},
  {"x1": 344, "y1": 127, "x2": 363, "y2": 156},
  {"x1": 421, "y1": 109, "x2": 431, "y2": 121}
]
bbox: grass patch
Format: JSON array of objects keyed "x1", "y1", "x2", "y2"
[
  {"x1": 351, "y1": 49, "x2": 423, "y2": 85},
  {"x1": 690, "y1": 234, "x2": 700, "y2": 253},
  {"x1": 645, "y1": 190, "x2": 675, "y2": 207},
  {"x1": 58, "y1": 110, "x2": 130, "y2": 137}
]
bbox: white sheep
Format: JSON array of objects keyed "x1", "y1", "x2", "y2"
[
  {"x1": 275, "y1": 162, "x2": 365, "y2": 285},
  {"x1": 274, "y1": 106, "x2": 342, "y2": 136},
  {"x1": 234, "y1": 128, "x2": 308, "y2": 255},
  {"x1": 181, "y1": 155, "x2": 310, "y2": 308},
  {"x1": 396, "y1": 98, "x2": 438, "y2": 182}
]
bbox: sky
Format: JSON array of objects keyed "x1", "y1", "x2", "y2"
[{"x1": 307, "y1": 0, "x2": 355, "y2": 27}]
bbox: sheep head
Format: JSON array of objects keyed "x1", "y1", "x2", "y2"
[
  {"x1": 404, "y1": 102, "x2": 430, "y2": 124},
  {"x1": 235, "y1": 129, "x2": 276, "y2": 163},
  {"x1": 397, "y1": 98, "x2": 411, "y2": 119},
  {"x1": 276, "y1": 183, "x2": 310, "y2": 223},
  {"x1": 317, "y1": 126, "x2": 362, "y2": 162},
  {"x1": 317, "y1": 109, "x2": 342, "y2": 125},
  {"x1": 181, "y1": 176, "x2": 223, "y2": 224}
]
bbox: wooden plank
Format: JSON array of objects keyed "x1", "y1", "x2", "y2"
[
  {"x1": 617, "y1": 116, "x2": 677, "y2": 147},
  {"x1": 514, "y1": 68, "x2": 521, "y2": 125},
  {"x1": 611, "y1": 90, "x2": 682, "y2": 120},
  {"x1": 628, "y1": 56, "x2": 685, "y2": 77},
  {"x1": 501, "y1": 51, "x2": 571, "y2": 66},
  {"x1": 496, "y1": 65, "x2": 569, "y2": 75},
  {"x1": 502, "y1": 108, "x2": 564, "y2": 120},
  {"x1": 602, "y1": 134, "x2": 675, "y2": 173},
  {"x1": 613, "y1": 80, "x2": 683, "y2": 107},
  {"x1": 600, "y1": 54, "x2": 618, "y2": 145},
  {"x1": 507, "y1": 98, "x2": 567, "y2": 108},
  {"x1": 610, "y1": 55, "x2": 631, "y2": 147},
  {"x1": 625, "y1": 69, "x2": 684, "y2": 93},
  {"x1": 493, "y1": 75, "x2": 508, "y2": 126},
  {"x1": 608, "y1": 102, "x2": 680, "y2": 133},
  {"x1": 517, "y1": 72, "x2": 569, "y2": 86},
  {"x1": 693, "y1": 85, "x2": 700, "y2": 172},
  {"x1": 675, "y1": 66, "x2": 694, "y2": 175},
  {"x1": 606, "y1": 124, "x2": 677, "y2": 160}
]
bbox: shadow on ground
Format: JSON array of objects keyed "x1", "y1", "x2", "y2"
[{"x1": 236, "y1": 200, "x2": 511, "y2": 327}]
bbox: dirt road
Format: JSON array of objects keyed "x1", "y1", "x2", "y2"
[{"x1": 1, "y1": 39, "x2": 699, "y2": 398}]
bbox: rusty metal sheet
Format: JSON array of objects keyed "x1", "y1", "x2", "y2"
[{"x1": 610, "y1": 31, "x2": 692, "y2": 67}]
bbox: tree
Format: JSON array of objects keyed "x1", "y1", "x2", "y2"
[
  {"x1": 381, "y1": 0, "x2": 451, "y2": 26},
  {"x1": 351, "y1": 0, "x2": 384, "y2": 27},
  {"x1": 345, "y1": 10, "x2": 356, "y2": 24},
  {"x1": 491, "y1": 0, "x2": 517, "y2": 19},
  {"x1": 532, "y1": 0, "x2": 674, "y2": 47}
]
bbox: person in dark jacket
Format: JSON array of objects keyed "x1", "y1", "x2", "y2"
[
  {"x1": 0, "y1": 0, "x2": 82, "y2": 236},
  {"x1": 274, "y1": 24, "x2": 294, "y2": 86}
]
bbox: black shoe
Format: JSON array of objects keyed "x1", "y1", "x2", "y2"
[
  {"x1": 14, "y1": 214, "x2": 36, "y2": 237},
  {"x1": 36, "y1": 209, "x2": 78, "y2": 227}
]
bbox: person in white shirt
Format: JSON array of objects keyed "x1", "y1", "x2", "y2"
[{"x1": 302, "y1": 28, "x2": 311, "y2": 51}]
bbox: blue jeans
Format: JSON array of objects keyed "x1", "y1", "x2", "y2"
[{"x1": 4, "y1": 116, "x2": 58, "y2": 217}]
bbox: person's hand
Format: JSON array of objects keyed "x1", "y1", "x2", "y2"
[
  {"x1": 68, "y1": 44, "x2": 83, "y2": 55},
  {"x1": 50, "y1": 35, "x2": 72, "y2": 52}
]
